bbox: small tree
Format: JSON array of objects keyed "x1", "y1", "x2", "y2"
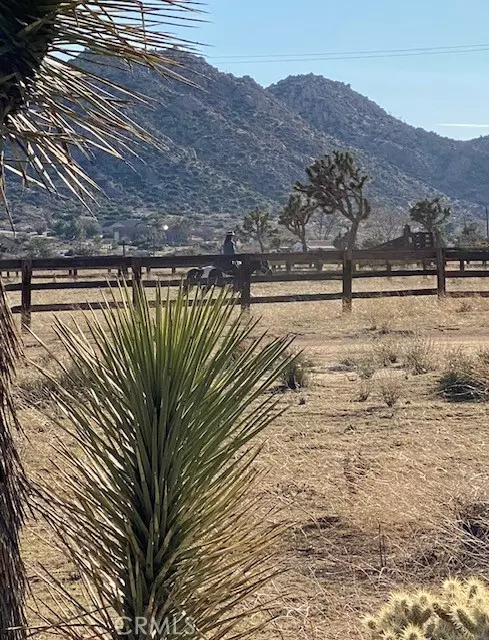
[
  {"x1": 455, "y1": 221, "x2": 485, "y2": 248},
  {"x1": 409, "y1": 197, "x2": 451, "y2": 247},
  {"x1": 279, "y1": 194, "x2": 316, "y2": 252},
  {"x1": 238, "y1": 209, "x2": 277, "y2": 252},
  {"x1": 295, "y1": 150, "x2": 371, "y2": 256}
]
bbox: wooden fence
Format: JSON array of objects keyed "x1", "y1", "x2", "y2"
[{"x1": 2, "y1": 247, "x2": 489, "y2": 328}]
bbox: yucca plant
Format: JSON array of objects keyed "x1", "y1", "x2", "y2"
[
  {"x1": 35, "y1": 285, "x2": 293, "y2": 639},
  {"x1": 0, "y1": 0, "x2": 199, "y2": 225},
  {"x1": 0, "y1": 280, "x2": 28, "y2": 639}
]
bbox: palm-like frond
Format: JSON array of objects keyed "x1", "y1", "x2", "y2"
[
  {"x1": 36, "y1": 285, "x2": 293, "y2": 639},
  {"x1": 0, "y1": 279, "x2": 28, "y2": 639},
  {"x1": 0, "y1": 0, "x2": 200, "y2": 222}
]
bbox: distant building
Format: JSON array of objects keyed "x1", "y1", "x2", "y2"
[
  {"x1": 306, "y1": 240, "x2": 336, "y2": 251},
  {"x1": 104, "y1": 219, "x2": 149, "y2": 243},
  {"x1": 285, "y1": 240, "x2": 336, "y2": 252}
]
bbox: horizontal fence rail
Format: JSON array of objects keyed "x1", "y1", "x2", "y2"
[{"x1": 2, "y1": 247, "x2": 489, "y2": 328}]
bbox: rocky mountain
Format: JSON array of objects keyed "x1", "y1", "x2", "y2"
[
  {"x1": 268, "y1": 74, "x2": 489, "y2": 207},
  {"x1": 5, "y1": 53, "x2": 489, "y2": 230}
]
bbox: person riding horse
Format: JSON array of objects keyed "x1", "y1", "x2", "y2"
[
  {"x1": 184, "y1": 232, "x2": 272, "y2": 291},
  {"x1": 219, "y1": 231, "x2": 239, "y2": 276}
]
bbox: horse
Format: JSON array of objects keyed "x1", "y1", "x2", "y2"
[{"x1": 184, "y1": 258, "x2": 272, "y2": 293}]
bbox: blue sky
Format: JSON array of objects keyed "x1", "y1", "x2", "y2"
[{"x1": 193, "y1": 0, "x2": 489, "y2": 140}]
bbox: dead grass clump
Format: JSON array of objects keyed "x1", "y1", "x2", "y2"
[
  {"x1": 449, "y1": 497, "x2": 489, "y2": 566},
  {"x1": 280, "y1": 352, "x2": 311, "y2": 391},
  {"x1": 372, "y1": 336, "x2": 403, "y2": 366},
  {"x1": 364, "y1": 305, "x2": 397, "y2": 334},
  {"x1": 403, "y1": 334, "x2": 438, "y2": 375},
  {"x1": 456, "y1": 299, "x2": 474, "y2": 313},
  {"x1": 455, "y1": 498, "x2": 489, "y2": 543},
  {"x1": 438, "y1": 349, "x2": 489, "y2": 402},
  {"x1": 354, "y1": 354, "x2": 379, "y2": 380},
  {"x1": 16, "y1": 360, "x2": 77, "y2": 406},
  {"x1": 355, "y1": 380, "x2": 372, "y2": 402},
  {"x1": 375, "y1": 371, "x2": 404, "y2": 407}
]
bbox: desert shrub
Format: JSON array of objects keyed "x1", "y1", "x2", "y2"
[
  {"x1": 375, "y1": 371, "x2": 404, "y2": 407},
  {"x1": 438, "y1": 372, "x2": 487, "y2": 401},
  {"x1": 280, "y1": 352, "x2": 311, "y2": 390},
  {"x1": 438, "y1": 349, "x2": 489, "y2": 401},
  {"x1": 364, "y1": 577, "x2": 489, "y2": 640},
  {"x1": 403, "y1": 334, "x2": 438, "y2": 375},
  {"x1": 455, "y1": 498, "x2": 489, "y2": 544},
  {"x1": 355, "y1": 379, "x2": 372, "y2": 402},
  {"x1": 365, "y1": 306, "x2": 396, "y2": 334},
  {"x1": 17, "y1": 360, "x2": 78, "y2": 404},
  {"x1": 457, "y1": 299, "x2": 474, "y2": 313},
  {"x1": 373, "y1": 336, "x2": 403, "y2": 366},
  {"x1": 355, "y1": 354, "x2": 379, "y2": 380}
]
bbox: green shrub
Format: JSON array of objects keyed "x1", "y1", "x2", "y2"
[{"x1": 364, "y1": 577, "x2": 489, "y2": 640}]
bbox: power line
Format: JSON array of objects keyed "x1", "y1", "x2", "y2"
[
  {"x1": 207, "y1": 43, "x2": 489, "y2": 64},
  {"x1": 209, "y1": 42, "x2": 489, "y2": 59}
]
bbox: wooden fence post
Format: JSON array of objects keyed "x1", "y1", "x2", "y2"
[
  {"x1": 132, "y1": 258, "x2": 142, "y2": 307},
  {"x1": 342, "y1": 252, "x2": 353, "y2": 313},
  {"x1": 21, "y1": 259, "x2": 32, "y2": 330},
  {"x1": 436, "y1": 248, "x2": 446, "y2": 298},
  {"x1": 239, "y1": 256, "x2": 252, "y2": 310}
]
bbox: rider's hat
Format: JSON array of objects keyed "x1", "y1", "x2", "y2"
[{"x1": 225, "y1": 230, "x2": 235, "y2": 236}]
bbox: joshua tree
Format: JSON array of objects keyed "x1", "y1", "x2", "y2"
[
  {"x1": 0, "y1": 281, "x2": 27, "y2": 639},
  {"x1": 0, "y1": 1, "x2": 198, "y2": 635},
  {"x1": 295, "y1": 150, "x2": 372, "y2": 257},
  {"x1": 279, "y1": 194, "x2": 316, "y2": 252},
  {"x1": 409, "y1": 197, "x2": 451, "y2": 247},
  {"x1": 238, "y1": 209, "x2": 278, "y2": 252},
  {"x1": 37, "y1": 285, "x2": 294, "y2": 639},
  {"x1": 0, "y1": 1, "x2": 198, "y2": 228}
]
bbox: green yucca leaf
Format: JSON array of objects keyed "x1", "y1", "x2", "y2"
[{"x1": 35, "y1": 284, "x2": 293, "y2": 639}]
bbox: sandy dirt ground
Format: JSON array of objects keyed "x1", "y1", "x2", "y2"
[{"x1": 8, "y1": 272, "x2": 489, "y2": 639}]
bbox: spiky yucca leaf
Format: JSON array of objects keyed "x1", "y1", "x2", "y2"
[
  {"x1": 0, "y1": 279, "x2": 28, "y2": 639},
  {"x1": 36, "y1": 285, "x2": 293, "y2": 639},
  {"x1": 0, "y1": 0, "x2": 199, "y2": 223}
]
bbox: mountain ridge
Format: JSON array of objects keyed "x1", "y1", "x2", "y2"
[{"x1": 4, "y1": 54, "x2": 488, "y2": 231}]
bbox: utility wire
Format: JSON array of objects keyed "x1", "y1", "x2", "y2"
[{"x1": 207, "y1": 43, "x2": 489, "y2": 64}]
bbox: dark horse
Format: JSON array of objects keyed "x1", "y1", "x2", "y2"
[{"x1": 184, "y1": 258, "x2": 272, "y2": 293}]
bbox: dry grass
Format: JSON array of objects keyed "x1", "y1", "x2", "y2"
[
  {"x1": 374, "y1": 370, "x2": 405, "y2": 407},
  {"x1": 9, "y1": 273, "x2": 489, "y2": 639}
]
